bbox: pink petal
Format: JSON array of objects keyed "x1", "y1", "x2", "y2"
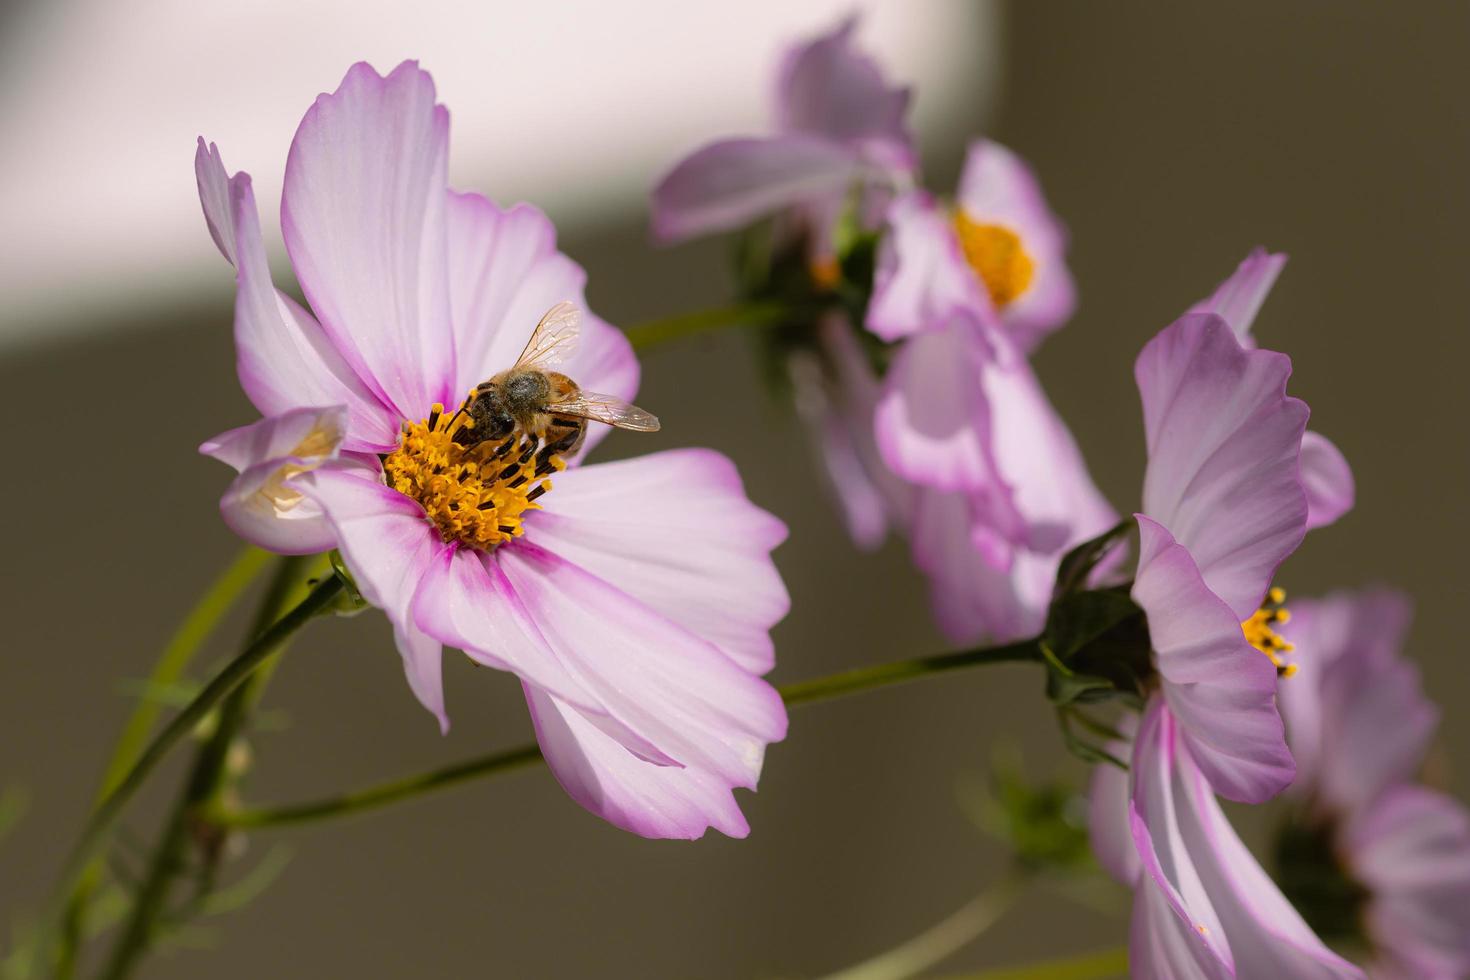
[
  {"x1": 1299, "y1": 430, "x2": 1354, "y2": 531},
  {"x1": 867, "y1": 191, "x2": 989, "y2": 342},
  {"x1": 200, "y1": 406, "x2": 350, "y2": 556},
  {"x1": 1346, "y1": 786, "x2": 1470, "y2": 977},
  {"x1": 282, "y1": 61, "x2": 456, "y2": 421},
  {"x1": 1136, "y1": 313, "x2": 1309, "y2": 620},
  {"x1": 299, "y1": 464, "x2": 448, "y2": 732},
  {"x1": 775, "y1": 15, "x2": 911, "y2": 152},
  {"x1": 1188, "y1": 247, "x2": 1288, "y2": 348},
  {"x1": 1133, "y1": 516, "x2": 1293, "y2": 804},
  {"x1": 1089, "y1": 713, "x2": 1141, "y2": 886},
  {"x1": 955, "y1": 139, "x2": 1075, "y2": 353},
  {"x1": 525, "y1": 449, "x2": 788, "y2": 675},
  {"x1": 443, "y1": 191, "x2": 637, "y2": 456},
  {"x1": 650, "y1": 135, "x2": 858, "y2": 244},
  {"x1": 194, "y1": 142, "x2": 400, "y2": 451},
  {"x1": 1129, "y1": 700, "x2": 1364, "y2": 978},
  {"x1": 525, "y1": 685, "x2": 753, "y2": 840},
  {"x1": 1129, "y1": 879, "x2": 1231, "y2": 979},
  {"x1": 496, "y1": 542, "x2": 787, "y2": 791}
]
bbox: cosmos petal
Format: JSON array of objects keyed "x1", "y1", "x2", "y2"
[
  {"x1": 524, "y1": 685, "x2": 753, "y2": 840},
  {"x1": 526, "y1": 449, "x2": 788, "y2": 675},
  {"x1": 867, "y1": 191, "x2": 988, "y2": 342},
  {"x1": 1299, "y1": 430, "x2": 1354, "y2": 531},
  {"x1": 1188, "y1": 247, "x2": 1288, "y2": 348},
  {"x1": 650, "y1": 134, "x2": 858, "y2": 244},
  {"x1": 282, "y1": 60, "x2": 456, "y2": 421},
  {"x1": 496, "y1": 541, "x2": 787, "y2": 790},
  {"x1": 1136, "y1": 313, "x2": 1309, "y2": 620},
  {"x1": 1133, "y1": 515, "x2": 1293, "y2": 804},
  {"x1": 444, "y1": 192, "x2": 638, "y2": 459},
  {"x1": 775, "y1": 15, "x2": 911, "y2": 149}
]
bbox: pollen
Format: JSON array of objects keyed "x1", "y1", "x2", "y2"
[
  {"x1": 1243, "y1": 587, "x2": 1297, "y2": 677},
  {"x1": 382, "y1": 398, "x2": 563, "y2": 550},
  {"x1": 953, "y1": 209, "x2": 1036, "y2": 309}
]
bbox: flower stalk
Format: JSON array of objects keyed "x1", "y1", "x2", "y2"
[
  {"x1": 214, "y1": 638, "x2": 1044, "y2": 829},
  {"x1": 622, "y1": 299, "x2": 812, "y2": 350}
]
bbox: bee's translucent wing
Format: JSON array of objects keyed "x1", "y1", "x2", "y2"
[
  {"x1": 551, "y1": 390, "x2": 661, "y2": 431},
  {"x1": 513, "y1": 301, "x2": 582, "y2": 372}
]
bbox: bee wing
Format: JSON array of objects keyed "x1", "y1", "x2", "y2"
[
  {"x1": 551, "y1": 390, "x2": 661, "y2": 431},
  {"x1": 513, "y1": 301, "x2": 582, "y2": 372}
]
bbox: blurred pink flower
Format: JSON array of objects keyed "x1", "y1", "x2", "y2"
[
  {"x1": 196, "y1": 61, "x2": 789, "y2": 839},
  {"x1": 1278, "y1": 591, "x2": 1470, "y2": 976},
  {"x1": 651, "y1": 16, "x2": 914, "y2": 261}
]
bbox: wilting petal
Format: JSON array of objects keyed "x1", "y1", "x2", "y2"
[
  {"x1": 444, "y1": 192, "x2": 638, "y2": 448},
  {"x1": 195, "y1": 143, "x2": 400, "y2": 451},
  {"x1": 1089, "y1": 713, "x2": 1141, "y2": 886},
  {"x1": 1137, "y1": 313, "x2": 1309, "y2": 619},
  {"x1": 200, "y1": 406, "x2": 350, "y2": 555},
  {"x1": 650, "y1": 134, "x2": 858, "y2": 244},
  {"x1": 1346, "y1": 785, "x2": 1470, "y2": 978},
  {"x1": 525, "y1": 685, "x2": 752, "y2": 840},
  {"x1": 775, "y1": 15, "x2": 911, "y2": 150},
  {"x1": 526, "y1": 449, "x2": 788, "y2": 675},
  {"x1": 496, "y1": 542, "x2": 787, "y2": 790},
  {"x1": 1130, "y1": 700, "x2": 1365, "y2": 979},
  {"x1": 1189, "y1": 247, "x2": 1288, "y2": 347},
  {"x1": 300, "y1": 464, "x2": 448, "y2": 732},
  {"x1": 1133, "y1": 516, "x2": 1293, "y2": 803},
  {"x1": 282, "y1": 61, "x2": 455, "y2": 420},
  {"x1": 955, "y1": 139, "x2": 1075, "y2": 353},
  {"x1": 867, "y1": 192, "x2": 988, "y2": 342},
  {"x1": 1299, "y1": 430, "x2": 1354, "y2": 531}
]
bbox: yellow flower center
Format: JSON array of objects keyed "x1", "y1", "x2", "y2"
[
  {"x1": 1242, "y1": 587, "x2": 1297, "y2": 678},
  {"x1": 953, "y1": 210, "x2": 1035, "y2": 309},
  {"x1": 382, "y1": 398, "x2": 563, "y2": 550}
]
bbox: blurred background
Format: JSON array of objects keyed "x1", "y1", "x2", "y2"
[{"x1": 2, "y1": 1, "x2": 1467, "y2": 976}]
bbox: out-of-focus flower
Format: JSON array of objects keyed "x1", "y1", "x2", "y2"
[
  {"x1": 651, "y1": 16, "x2": 914, "y2": 264},
  {"x1": 1273, "y1": 591, "x2": 1470, "y2": 977},
  {"x1": 197, "y1": 61, "x2": 789, "y2": 839},
  {"x1": 1190, "y1": 248, "x2": 1355, "y2": 531},
  {"x1": 868, "y1": 139, "x2": 1075, "y2": 353}
]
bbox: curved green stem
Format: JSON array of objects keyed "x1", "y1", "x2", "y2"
[
  {"x1": 623, "y1": 300, "x2": 800, "y2": 350},
  {"x1": 215, "y1": 639, "x2": 1042, "y2": 829},
  {"x1": 816, "y1": 868, "x2": 1029, "y2": 980},
  {"x1": 37, "y1": 573, "x2": 343, "y2": 975},
  {"x1": 58, "y1": 547, "x2": 270, "y2": 974}
]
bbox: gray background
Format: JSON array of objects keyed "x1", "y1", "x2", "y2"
[{"x1": 3, "y1": 2, "x2": 1467, "y2": 977}]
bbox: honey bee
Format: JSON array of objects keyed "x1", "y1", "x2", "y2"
[{"x1": 454, "y1": 301, "x2": 660, "y2": 462}]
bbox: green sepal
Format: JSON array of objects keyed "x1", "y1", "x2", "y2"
[
  {"x1": 1052, "y1": 518, "x2": 1132, "y2": 598},
  {"x1": 326, "y1": 550, "x2": 369, "y2": 617}
]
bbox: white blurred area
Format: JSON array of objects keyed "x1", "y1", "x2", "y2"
[{"x1": 0, "y1": 0, "x2": 998, "y2": 349}]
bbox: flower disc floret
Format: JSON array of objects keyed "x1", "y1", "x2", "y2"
[
  {"x1": 953, "y1": 210, "x2": 1034, "y2": 309},
  {"x1": 383, "y1": 398, "x2": 562, "y2": 549}
]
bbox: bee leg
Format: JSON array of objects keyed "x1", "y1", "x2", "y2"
[{"x1": 536, "y1": 420, "x2": 582, "y2": 474}]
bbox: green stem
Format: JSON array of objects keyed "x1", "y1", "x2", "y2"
[
  {"x1": 816, "y1": 868, "x2": 1029, "y2": 980},
  {"x1": 215, "y1": 639, "x2": 1042, "y2": 829},
  {"x1": 97, "y1": 557, "x2": 315, "y2": 980},
  {"x1": 37, "y1": 573, "x2": 343, "y2": 976},
  {"x1": 57, "y1": 547, "x2": 270, "y2": 975},
  {"x1": 623, "y1": 300, "x2": 799, "y2": 350},
  {"x1": 935, "y1": 946, "x2": 1129, "y2": 980}
]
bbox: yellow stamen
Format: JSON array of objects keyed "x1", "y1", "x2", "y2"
[
  {"x1": 382, "y1": 397, "x2": 563, "y2": 550},
  {"x1": 953, "y1": 209, "x2": 1035, "y2": 309},
  {"x1": 1242, "y1": 588, "x2": 1297, "y2": 677}
]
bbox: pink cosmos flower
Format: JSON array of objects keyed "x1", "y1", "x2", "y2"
[
  {"x1": 196, "y1": 61, "x2": 789, "y2": 840},
  {"x1": 1276, "y1": 591, "x2": 1470, "y2": 977},
  {"x1": 861, "y1": 140, "x2": 1112, "y2": 644},
  {"x1": 650, "y1": 16, "x2": 914, "y2": 262}
]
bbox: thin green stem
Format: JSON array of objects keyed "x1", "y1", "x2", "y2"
[
  {"x1": 97, "y1": 556, "x2": 315, "y2": 980},
  {"x1": 58, "y1": 548, "x2": 270, "y2": 975},
  {"x1": 215, "y1": 639, "x2": 1042, "y2": 829},
  {"x1": 934, "y1": 945, "x2": 1129, "y2": 980},
  {"x1": 622, "y1": 300, "x2": 801, "y2": 350},
  {"x1": 37, "y1": 573, "x2": 343, "y2": 977},
  {"x1": 816, "y1": 868, "x2": 1029, "y2": 980}
]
